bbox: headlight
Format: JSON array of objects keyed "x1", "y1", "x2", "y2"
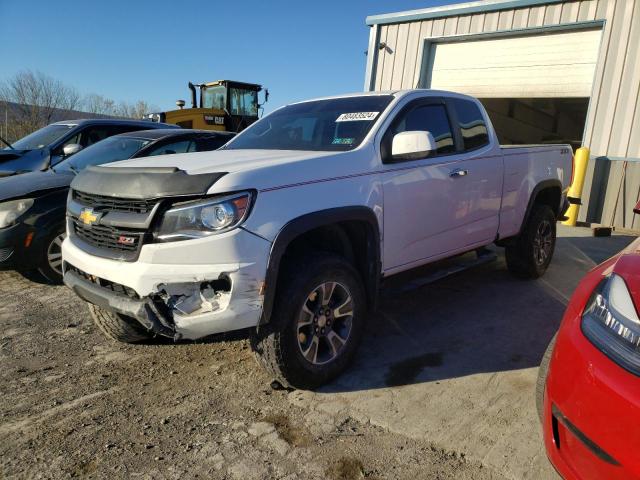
[
  {"x1": 157, "y1": 191, "x2": 253, "y2": 241},
  {"x1": 582, "y1": 273, "x2": 640, "y2": 375},
  {"x1": 0, "y1": 198, "x2": 34, "y2": 228}
]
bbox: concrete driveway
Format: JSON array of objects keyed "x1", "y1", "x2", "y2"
[{"x1": 289, "y1": 226, "x2": 636, "y2": 480}]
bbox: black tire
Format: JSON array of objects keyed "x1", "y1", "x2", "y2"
[
  {"x1": 250, "y1": 252, "x2": 366, "y2": 390},
  {"x1": 88, "y1": 303, "x2": 150, "y2": 343},
  {"x1": 505, "y1": 205, "x2": 556, "y2": 279},
  {"x1": 36, "y1": 227, "x2": 66, "y2": 285},
  {"x1": 536, "y1": 333, "x2": 557, "y2": 422}
]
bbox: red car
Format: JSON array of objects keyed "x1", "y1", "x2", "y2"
[{"x1": 538, "y1": 200, "x2": 640, "y2": 479}]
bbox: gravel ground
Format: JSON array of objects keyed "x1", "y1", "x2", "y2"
[{"x1": 0, "y1": 270, "x2": 506, "y2": 480}]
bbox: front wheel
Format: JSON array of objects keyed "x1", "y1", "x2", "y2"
[
  {"x1": 505, "y1": 205, "x2": 556, "y2": 279},
  {"x1": 251, "y1": 252, "x2": 366, "y2": 390}
]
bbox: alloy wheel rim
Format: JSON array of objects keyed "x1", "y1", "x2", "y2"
[
  {"x1": 532, "y1": 220, "x2": 553, "y2": 266},
  {"x1": 296, "y1": 281, "x2": 353, "y2": 366},
  {"x1": 47, "y1": 233, "x2": 66, "y2": 275}
]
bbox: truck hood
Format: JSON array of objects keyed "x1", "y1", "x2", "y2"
[
  {"x1": 102, "y1": 148, "x2": 369, "y2": 195},
  {"x1": 0, "y1": 169, "x2": 74, "y2": 202},
  {"x1": 106, "y1": 149, "x2": 336, "y2": 175}
]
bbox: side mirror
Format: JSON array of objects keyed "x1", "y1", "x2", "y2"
[
  {"x1": 391, "y1": 131, "x2": 436, "y2": 161},
  {"x1": 634, "y1": 199, "x2": 640, "y2": 215},
  {"x1": 62, "y1": 143, "x2": 83, "y2": 157}
]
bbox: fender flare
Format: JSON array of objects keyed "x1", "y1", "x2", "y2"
[
  {"x1": 518, "y1": 179, "x2": 563, "y2": 235},
  {"x1": 260, "y1": 206, "x2": 381, "y2": 324}
]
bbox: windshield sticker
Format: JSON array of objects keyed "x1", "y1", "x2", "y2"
[
  {"x1": 335, "y1": 112, "x2": 379, "y2": 122},
  {"x1": 332, "y1": 137, "x2": 355, "y2": 145}
]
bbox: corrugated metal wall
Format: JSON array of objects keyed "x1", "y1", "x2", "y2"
[{"x1": 369, "y1": 0, "x2": 640, "y2": 231}]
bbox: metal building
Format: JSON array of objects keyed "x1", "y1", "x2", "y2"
[{"x1": 364, "y1": 0, "x2": 640, "y2": 231}]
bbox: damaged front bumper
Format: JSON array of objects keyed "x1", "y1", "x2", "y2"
[
  {"x1": 64, "y1": 267, "x2": 177, "y2": 338},
  {"x1": 61, "y1": 228, "x2": 270, "y2": 340}
]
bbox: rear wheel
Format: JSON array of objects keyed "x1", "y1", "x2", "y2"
[
  {"x1": 536, "y1": 334, "x2": 557, "y2": 422},
  {"x1": 251, "y1": 252, "x2": 366, "y2": 390},
  {"x1": 88, "y1": 304, "x2": 150, "y2": 343},
  {"x1": 37, "y1": 228, "x2": 66, "y2": 284},
  {"x1": 506, "y1": 205, "x2": 556, "y2": 279}
]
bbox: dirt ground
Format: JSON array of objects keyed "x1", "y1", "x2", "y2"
[{"x1": 0, "y1": 269, "x2": 505, "y2": 480}]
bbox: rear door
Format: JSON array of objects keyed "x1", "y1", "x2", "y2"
[
  {"x1": 445, "y1": 97, "x2": 503, "y2": 249},
  {"x1": 380, "y1": 96, "x2": 502, "y2": 274}
]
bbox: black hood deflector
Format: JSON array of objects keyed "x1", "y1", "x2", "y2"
[{"x1": 71, "y1": 166, "x2": 227, "y2": 199}]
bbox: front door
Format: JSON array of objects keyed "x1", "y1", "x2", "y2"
[{"x1": 380, "y1": 97, "x2": 502, "y2": 274}]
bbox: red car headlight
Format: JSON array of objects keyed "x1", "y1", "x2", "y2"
[{"x1": 582, "y1": 274, "x2": 640, "y2": 375}]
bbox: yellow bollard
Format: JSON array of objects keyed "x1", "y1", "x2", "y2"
[{"x1": 562, "y1": 146, "x2": 590, "y2": 226}]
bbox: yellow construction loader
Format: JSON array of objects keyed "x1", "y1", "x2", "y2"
[{"x1": 148, "y1": 80, "x2": 267, "y2": 132}]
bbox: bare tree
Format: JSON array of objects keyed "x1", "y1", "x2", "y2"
[
  {"x1": 0, "y1": 70, "x2": 158, "y2": 142},
  {"x1": 115, "y1": 100, "x2": 155, "y2": 119},
  {"x1": 0, "y1": 70, "x2": 81, "y2": 141},
  {"x1": 83, "y1": 95, "x2": 155, "y2": 119},
  {"x1": 83, "y1": 93, "x2": 117, "y2": 116}
]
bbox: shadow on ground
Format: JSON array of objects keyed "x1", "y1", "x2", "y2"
[{"x1": 323, "y1": 231, "x2": 636, "y2": 393}]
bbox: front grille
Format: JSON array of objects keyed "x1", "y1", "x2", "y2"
[
  {"x1": 73, "y1": 190, "x2": 157, "y2": 214},
  {"x1": 65, "y1": 262, "x2": 139, "y2": 299},
  {"x1": 72, "y1": 218, "x2": 144, "y2": 256}
]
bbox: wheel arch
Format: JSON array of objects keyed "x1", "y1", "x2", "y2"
[
  {"x1": 260, "y1": 206, "x2": 381, "y2": 324},
  {"x1": 520, "y1": 179, "x2": 563, "y2": 233}
]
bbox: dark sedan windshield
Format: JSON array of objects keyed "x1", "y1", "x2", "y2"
[
  {"x1": 225, "y1": 95, "x2": 394, "y2": 152},
  {"x1": 55, "y1": 136, "x2": 150, "y2": 172},
  {"x1": 6, "y1": 124, "x2": 76, "y2": 150}
]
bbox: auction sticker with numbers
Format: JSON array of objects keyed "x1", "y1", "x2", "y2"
[{"x1": 335, "y1": 112, "x2": 379, "y2": 122}]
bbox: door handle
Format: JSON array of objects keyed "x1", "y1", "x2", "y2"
[{"x1": 450, "y1": 168, "x2": 468, "y2": 178}]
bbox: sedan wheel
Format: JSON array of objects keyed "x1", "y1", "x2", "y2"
[{"x1": 47, "y1": 232, "x2": 66, "y2": 276}]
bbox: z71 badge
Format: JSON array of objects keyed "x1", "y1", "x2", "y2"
[{"x1": 117, "y1": 235, "x2": 136, "y2": 246}]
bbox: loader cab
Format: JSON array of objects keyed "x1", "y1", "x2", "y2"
[
  {"x1": 155, "y1": 80, "x2": 267, "y2": 133},
  {"x1": 200, "y1": 80, "x2": 263, "y2": 132}
]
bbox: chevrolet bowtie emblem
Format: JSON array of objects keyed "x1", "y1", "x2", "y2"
[{"x1": 79, "y1": 208, "x2": 98, "y2": 226}]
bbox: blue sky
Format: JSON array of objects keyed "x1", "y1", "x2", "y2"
[{"x1": 1, "y1": 0, "x2": 462, "y2": 113}]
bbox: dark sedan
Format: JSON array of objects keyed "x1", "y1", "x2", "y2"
[
  {"x1": 0, "y1": 129, "x2": 234, "y2": 283},
  {"x1": 0, "y1": 118, "x2": 178, "y2": 176}
]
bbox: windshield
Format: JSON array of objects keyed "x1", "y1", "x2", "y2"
[
  {"x1": 229, "y1": 87, "x2": 258, "y2": 116},
  {"x1": 202, "y1": 85, "x2": 226, "y2": 110},
  {"x1": 55, "y1": 136, "x2": 151, "y2": 172},
  {"x1": 7, "y1": 124, "x2": 76, "y2": 150},
  {"x1": 225, "y1": 95, "x2": 394, "y2": 152}
]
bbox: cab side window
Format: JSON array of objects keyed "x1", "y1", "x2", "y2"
[
  {"x1": 451, "y1": 98, "x2": 489, "y2": 151},
  {"x1": 386, "y1": 104, "x2": 456, "y2": 158}
]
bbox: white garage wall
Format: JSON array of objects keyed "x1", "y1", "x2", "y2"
[
  {"x1": 428, "y1": 29, "x2": 601, "y2": 98},
  {"x1": 366, "y1": 0, "x2": 640, "y2": 230}
]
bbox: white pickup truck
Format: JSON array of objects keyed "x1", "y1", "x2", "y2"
[{"x1": 62, "y1": 90, "x2": 573, "y2": 388}]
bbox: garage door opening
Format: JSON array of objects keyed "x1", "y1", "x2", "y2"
[
  {"x1": 480, "y1": 97, "x2": 589, "y2": 149},
  {"x1": 426, "y1": 28, "x2": 601, "y2": 150}
]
